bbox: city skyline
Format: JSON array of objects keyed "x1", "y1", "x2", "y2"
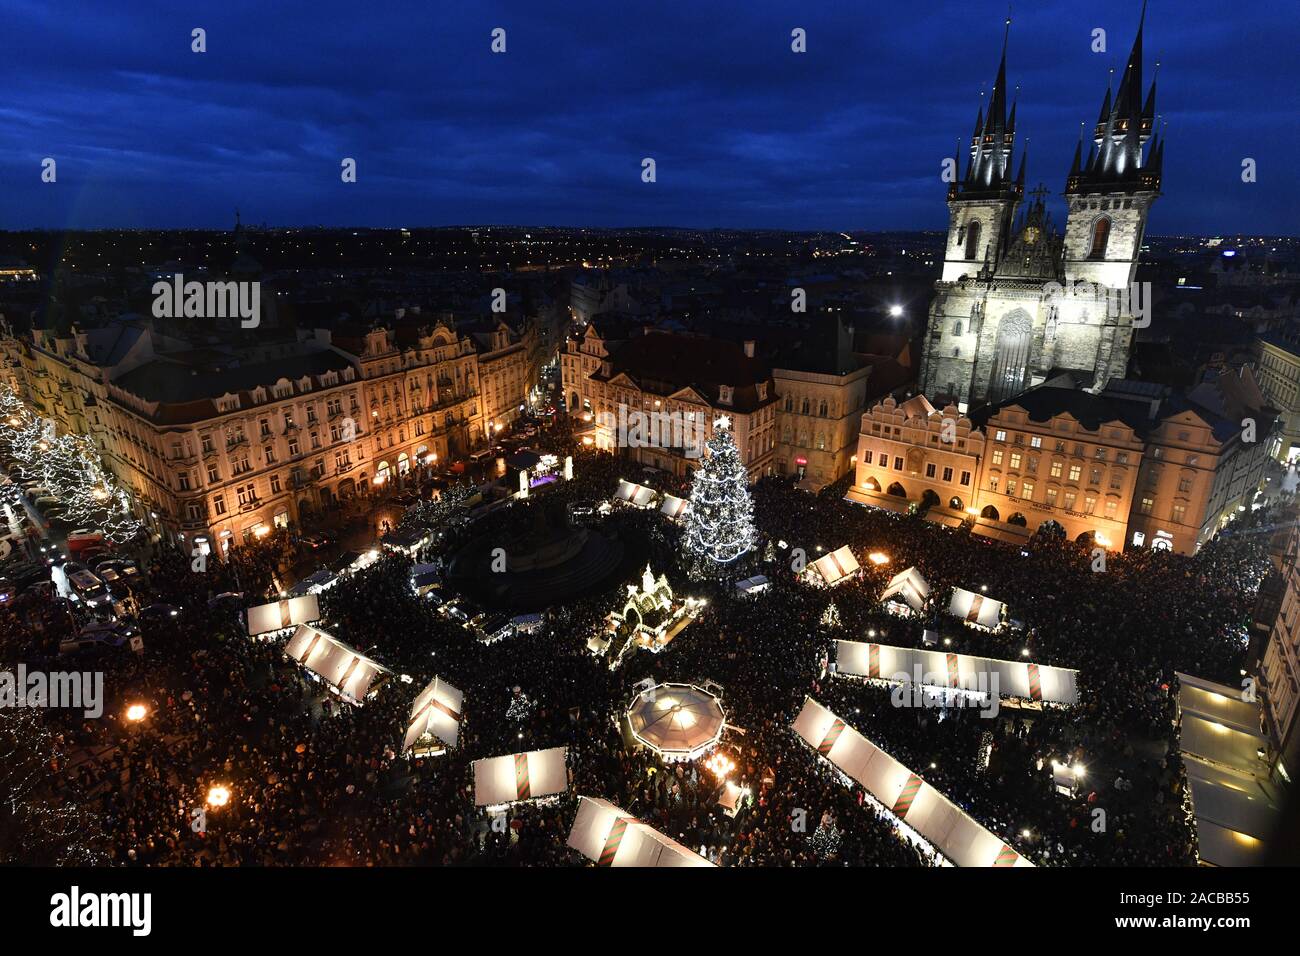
[{"x1": 2, "y1": 0, "x2": 1297, "y2": 235}]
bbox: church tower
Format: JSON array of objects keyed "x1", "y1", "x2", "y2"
[
  {"x1": 1059, "y1": 1, "x2": 1161, "y2": 384},
  {"x1": 940, "y1": 19, "x2": 1024, "y2": 284}
]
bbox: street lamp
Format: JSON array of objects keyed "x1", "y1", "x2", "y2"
[
  {"x1": 889, "y1": 304, "x2": 904, "y2": 317},
  {"x1": 126, "y1": 703, "x2": 147, "y2": 722}
]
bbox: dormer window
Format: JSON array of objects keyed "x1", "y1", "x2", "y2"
[
  {"x1": 757, "y1": 383, "x2": 768, "y2": 401},
  {"x1": 718, "y1": 385, "x2": 734, "y2": 406}
]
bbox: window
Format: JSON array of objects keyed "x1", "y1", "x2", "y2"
[
  {"x1": 207, "y1": 463, "x2": 220, "y2": 483},
  {"x1": 288, "y1": 437, "x2": 300, "y2": 457},
  {"x1": 311, "y1": 431, "x2": 321, "y2": 450},
  {"x1": 1104, "y1": 500, "x2": 1118, "y2": 518},
  {"x1": 964, "y1": 220, "x2": 982, "y2": 260},
  {"x1": 264, "y1": 445, "x2": 276, "y2": 464},
  {"x1": 864, "y1": 451, "x2": 873, "y2": 465},
  {"x1": 1090, "y1": 468, "x2": 1102, "y2": 485},
  {"x1": 1178, "y1": 476, "x2": 1193, "y2": 493},
  {"x1": 270, "y1": 473, "x2": 282, "y2": 494},
  {"x1": 960, "y1": 470, "x2": 971, "y2": 486},
  {"x1": 1085, "y1": 495, "x2": 1097, "y2": 514},
  {"x1": 259, "y1": 418, "x2": 271, "y2": 438},
  {"x1": 1172, "y1": 504, "x2": 1187, "y2": 524},
  {"x1": 1088, "y1": 217, "x2": 1110, "y2": 259},
  {"x1": 1046, "y1": 487, "x2": 1058, "y2": 506},
  {"x1": 1094, "y1": 448, "x2": 1107, "y2": 460},
  {"x1": 1109, "y1": 472, "x2": 1122, "y2": 490},
  {"x1": 1021, "y1": 481, "x2": 1035, "y2": 500},
  {"x1": 1063, "y1": 491, "x2": 1077, "y2": 511},
  {"x1": 1117, "y1": 453, "x2": 1129, "y2": 465},
  {"x1": 186, "y1": 502, "x2": 204, "y2": 522},
  {"x1": 1140, "y1": 497, "x2": 1154, "y2": 514},
  {"x1": 1007, "y1": 479, "x2": 1018, "y2": 496},
  {"x1": 1068, "y1": 464, "x2": 1082, "y2": 482},
  {"x1": 989, "y1": 476, "x2": 999, "y2": 492},
  {"x1": 992, "y1": 449, "x2": 1004, "y2": 466},
  {"x1": 177, "y1": 472, "x2": 191, "y2": 491},
  {"x1": 994, "y1": 430, "x2": 1007, "y2": 442},
  {"x1": 1026, "y1": 457, "x2": 1038, "y2": 474},
  {"x1": 1050, "y1": 460, "x2": 1063, "y2": 478},
  {"x1": 201, "y1": 435, "x2": 214, "y2": 454},
  {"x1": 894, "y1": 456, "x2": 904, "y2": 470},
  {"x1": 213, "y1": 494, "x2": 227, "y2": 515},
  {"x1": 1030, "y1": 436, "x2": 1042, "y2": 449},
  {"x1": 926, "y1": 463, "x2": 937, "y2": 478},
  {"x1": 233, "y1": 455, "x2": 250, "y2": 476},
  {"x1": 1010, "y1": 452, "x2": 1022, "y2": 470}
]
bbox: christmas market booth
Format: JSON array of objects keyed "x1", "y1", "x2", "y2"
[
  {"x1": 613, "y1": 478, "x2": 657, "y2": 509},
  {"x1": 246, "y1": 594, "x2": 321, "y2": 639},
  {"x1": 806, "y1": 545, "x2": 861, "y2": 588},
  {"x1": 473, "y1": 746, "x2": 569, "y2": 809},
  {"x1": 625, "y1": 682, "x2": 726, "y2": 763},
  {"x1": 879, "y1": 566, "x2": 930, "y2": 616},
  {"x1": 793, "y1": 697, "x2": 1034, "y2": 868},
  {"x1": 283, "y1": 624, "x2": 391, "y2": 706},
  {"x1": 660, "y1": 494, "x2": 690, "y2": 522},
  {"x1": 567, "y1": 796, "x2": 714, "y2": 867},
  {"x1": 947, "y1": 586, "x2": 1006, "y2": 631},
  {"x1": 834, "y1": 640, "x2": 1080, "y2": 707},
  {"x1": 402, "y1": 676, "x2": 464, "y2": 757}
]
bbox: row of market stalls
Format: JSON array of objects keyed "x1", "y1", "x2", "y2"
[
  {"x1": 1175, "y1": 672, "x2": 1281, "y2": 866},
  {"x1": 877, "y1": 565, "x2": 1010, "y2": 633},
  {"x1": 283, "y1": 623, "x2": 391, "y2": 705},
  {"x1": 793, "y1": 697, "x2": 1034, "y2": 867},
  {"x1": 834, "y1": 640, "x2": 1079, "y2": 707}
]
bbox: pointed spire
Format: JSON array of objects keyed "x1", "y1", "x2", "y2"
[
  {"x1": 1016, "y1": 145, "x2": 1027, "y2": 186},
  {"x1": 1097, "y1": 83, "x2": 1113, "y2": 125}
]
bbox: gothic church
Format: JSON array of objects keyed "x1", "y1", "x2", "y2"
[{"x1": 920, "y1": 5, "x2": 1164, "y2": 409}]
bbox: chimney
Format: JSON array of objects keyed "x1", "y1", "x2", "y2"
[{"x1": 743, "y1": 339, "x2": 755, "y2": 359}]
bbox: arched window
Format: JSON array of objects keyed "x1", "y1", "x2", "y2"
[
  {"x1": 965, "y1": 220, "x2": 982, "y2": 260},
  {"x1": 1088, "y1": 217, "x2": 1110, "y2": 260},
  {"x1": 801, "y1": 398, "x2": 810, "y2": 415},
  {"x1": 818, "y1": 400, "x2": 828, "y2": 417},
  {"x1": 953, "y1": 321, "x2": 963, "y2": 337}
]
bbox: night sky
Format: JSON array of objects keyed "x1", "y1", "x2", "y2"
[{"x1": 2, "y1": 0, "x2": 1296, "y2": 235}]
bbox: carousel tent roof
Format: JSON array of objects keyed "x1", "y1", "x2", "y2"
[
  {"x1": 1176, "y1": 672, "x2": 1281, "y2": 866},
  {"x1": 809, "y1": 545, "x2": 861, "y2": 587},
  {"x1": 880, "y1": 566, "x2": 930, "y2": 612},
  {"x1": 246, "y1": 594, "x2": 321, "y2": 636},
  {"x1": 473, "y1": 746, "x2": 569, "y2": 806},
  {"x1": 567, "y1": 796, "x2": 714, "y2": 867},
  {"x1": 835, "y1": 640, "x2": 1079, "y2": 705},
  {"x1": 614, "y1": 479, "x2": 656, "y2": 508},
  {"x1": 660, "y1": 494, "x2": 690, "y2": 520},
  {"x1": 283, "y1": 624, "x2": 390, "y2": 700},
  {"x1": 948, "y1": 587, "x2": 1005, "y2": 628},
  {"x1": 626, "y1": 682, "x2": 725, "y2": 759},
  {"x1": 402, "y1": 676, "x2": 464, "y2": 752},
  {"x1": 793, "y1": 697, "x2": 1033, "y2": 868}
]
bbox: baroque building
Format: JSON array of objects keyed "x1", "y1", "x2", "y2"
[{"x1": 921, "y1": 9, "x2": 1164, "y2": 410}]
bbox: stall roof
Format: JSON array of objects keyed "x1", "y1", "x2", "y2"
[
  {"x1": 614, "y1": 479, "x2": 657, "y2": 508},
  {"x1": 948, "y1": 587, "x2": 1005, "y2": 629},
  {"x1": 567, "y1": 796, "x2": 714, "y2": 867},
  {"x1": 660, "y1": 494, "x2": 690, "y2": 520},
  {"x1": 403, "y1": 676, "x2": 464, "y2": 752},
  {"x1": 473, "y1": 746, "x2": 569, "y2": 806},
  {"x1": 809, "y1": 545, "x2": 860, "y2": 587},
  {"x1": 793, "y1": 697, "x2": 1033, "y2": 868},
  {"x1": 835, "y1": 640, "x2": 1079, "y2": 705},
  {"x1": 880, "y1": 566, "x2": 930, "y2": 612},
  {"x1": 246, "y1": 594, "x2": 320, "y2": 637},
  {"x1": 283, "y1": 624, "x2": 391, "y2": 701}
]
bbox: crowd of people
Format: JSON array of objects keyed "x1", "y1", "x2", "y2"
[{"x1": 0, "y1": 433, "x2": 1280, "y2": 867}]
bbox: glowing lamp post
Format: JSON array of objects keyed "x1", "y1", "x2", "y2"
[
  {"x1": 206, "y1": 785, "x2": 232, "y2": 809},
  {"x1": 126, "y1": 703, "x2": 148, "y2": 722}
]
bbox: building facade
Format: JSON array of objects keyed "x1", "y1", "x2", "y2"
[
  {"x1": 2, "y1": 314, "x2": 537, "y2": 554},
  {"x1": 1254, "y1": 332, "x2": 1300, "y2": 461},
  {"x1": 1261, "y1": 526, "x2": 1300, "y2": 782}
]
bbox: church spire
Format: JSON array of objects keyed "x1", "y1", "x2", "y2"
[{"x1": 956, "y1": 13, "x2": 1020, "y2": 199}]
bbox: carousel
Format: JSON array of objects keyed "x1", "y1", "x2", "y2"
[{"x1": 625, "y1": 682, "x2": 726, "y2": 763}]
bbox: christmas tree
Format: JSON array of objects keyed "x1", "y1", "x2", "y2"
[{"x1": 681, "y1": 416, "x2": 756, "y2": 578}]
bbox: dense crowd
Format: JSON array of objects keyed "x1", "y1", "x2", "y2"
[{"x1": 0, "y1": 436, "x2": 1279, "y2": 867}]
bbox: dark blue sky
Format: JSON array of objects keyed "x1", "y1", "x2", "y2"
[{"x1": 2, "y1": 0, "x2": 1296, "y2": 235}]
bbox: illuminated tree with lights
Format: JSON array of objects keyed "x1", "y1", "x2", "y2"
[
  {"x1": 0, "y1": 383, "x2": 144, "y2": 542},
  {"x1": 681, "y1": 416, "x2": 756, "y2": 579}
]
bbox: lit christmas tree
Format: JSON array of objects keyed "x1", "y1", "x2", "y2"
[
  {"x1": 681, "y1": 416, "x2": 756, "y2": 579},
  {"x1": 820, "y1": 603, "x2": 842, "y2": 629}
]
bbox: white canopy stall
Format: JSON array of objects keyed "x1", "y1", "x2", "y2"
[
  {"x1": 880, "y1": 567, "x2": 930, "y2": 615},
  {"x1": 283, "y1": 624, "x2": 391, "y2": 704},
  {"x1": 473, "y1": 746, "x2": 569, "y2": 808},
  {"x1": 402, "y1": 676, "x2": 464, "y2": 756},
  {"x1": 660, "y1": 494, "x2": 690, "y2": 522},
  {"x1": 807, "y1": 545, "x2": 861, "y2": 588},
  {"x1": 793, "y1": 697, "x2": 1033, "y2": 868},
  {"x1": 947, "y1": 587, "x2": 1006, "y2": 631},
  {"x1": 835, "y1": 640, "x2": 1079, "y2": 706},
  {"x1": 614, "y1": 479, "x2": 657, "y2": 509},
  {"x1": 246, "y1": 594, "x2": 321, "y2": 637},
  {"x1": 567, "y1": 796, "x2": 714, "y2": 867}
]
